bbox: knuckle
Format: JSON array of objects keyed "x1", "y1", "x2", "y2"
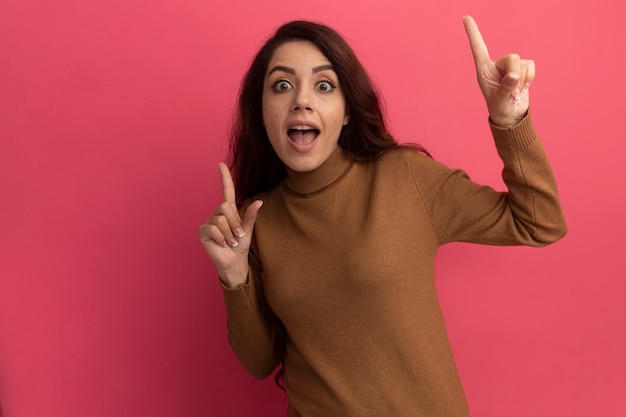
[
  {"x1": 213, "y1": 215, "x2": 230, "y2": 231},
  {"x1": 199, "y1": 223, "x2": 221, "y2": 242},
  {"x1": 213, "y1": 201, "x2": 230, "y2": 216},
  {"x1": 223, "y1": 201, "x2": 238, "y2": 212},
  {"x1": 198, "y1": 223, "x2": 209, "y2": 235},
  {"x1": 205, "y1": 223, "x2": 220, "y2": 236}
]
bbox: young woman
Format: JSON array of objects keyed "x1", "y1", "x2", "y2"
[{"x1": 199, "y1": 17, "x2": 567, "y2": 416}]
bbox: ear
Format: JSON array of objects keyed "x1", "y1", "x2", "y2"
[{"x1": 343, "y1": 114, "x2": 350, "y2": 125}]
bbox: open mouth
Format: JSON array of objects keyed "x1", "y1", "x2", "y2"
[{"x1": 287, "y1": 125, "x2": 320, "y2": 146}]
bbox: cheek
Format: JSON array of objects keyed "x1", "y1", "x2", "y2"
[
  {"x1": 325, "y1": 98, "x2": 347, "y2": 126},
  {"x1": 328, "y1": 109, "x2": 346, "y2": 129},
  {"x1": 262, "y1": 98, "x2": 281, "y2": 128},
  {"x1": 262, "y1": 111, "x2": 284, "y2": 148},
  {"x1": 262, "y1": 111, "x2": 280, "y2": 136},
  {"x1": 261, "y1": 92, "x2": 275, "y2": 124}
]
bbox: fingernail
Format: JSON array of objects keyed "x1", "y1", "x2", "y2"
[
  {"x1": 507, "y1": 73, "x2": 519, "y2": 84},
  {"x1": 229, "y1": 239, "x2": 239, "y2": 248},
  {"x1": 235, "y1": 228, "x2": 245, "y2": 238},
  {"x1": 523, "y1": 82, "x2": 531, "y2": 90}
]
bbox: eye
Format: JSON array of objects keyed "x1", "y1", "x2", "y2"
[
  {"x1": 272, "y1": 80, "x2": 293, "y2": 92},
  {"x1": 316, "y1": 80, "x2": 336, "y2": 92}
]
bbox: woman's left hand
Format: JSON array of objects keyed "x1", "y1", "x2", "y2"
[{"x1": 463, "y1": 15, "x2": 534, "y2": 127}]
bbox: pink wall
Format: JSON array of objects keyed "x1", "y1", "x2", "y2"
[{"x1": 1, "y1": 0, "x2": 624, "y2": 416}]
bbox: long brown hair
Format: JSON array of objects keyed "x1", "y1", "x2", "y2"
[{"x1": 228, "y1": 20, "x2": 429, "y2": 206}]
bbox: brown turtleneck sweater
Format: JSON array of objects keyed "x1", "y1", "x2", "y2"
[{"x1": 221, "y1": 113, "x2": 567, "y2": 416}]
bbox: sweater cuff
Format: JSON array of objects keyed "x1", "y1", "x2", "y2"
[
  {"x1": 221, "y1": 270, "x2": 255, "y2": 311},
  {"x1": 489, "y1": 109, "x2": 538, "y2": 151}
]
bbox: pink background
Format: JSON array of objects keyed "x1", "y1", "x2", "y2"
[{"x1": 1, "y1": 0, "x2": 624, "y2": 416}]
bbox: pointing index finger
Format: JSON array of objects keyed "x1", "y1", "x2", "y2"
[
  {"x1": 218, "y1": 162, "x2": 237, "y2": 205},
  {"x1": 463, "y1": 16, "x2": 491, "y2": 68}
]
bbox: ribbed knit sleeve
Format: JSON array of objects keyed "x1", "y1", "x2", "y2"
[
  {"x1": 409, "y1": 111, "x2": 567, "y2": 246},
  {"x1": 221, "y1": 242, "x2": 282, "y2": 379}
]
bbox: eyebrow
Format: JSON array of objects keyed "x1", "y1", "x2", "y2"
[{"x1": 267, "y1": 64, "x2": 335, "y2": 76}]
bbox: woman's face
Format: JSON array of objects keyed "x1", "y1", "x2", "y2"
[{"x1": 262, "y1": 40, "x2": 349, "y2": 172}]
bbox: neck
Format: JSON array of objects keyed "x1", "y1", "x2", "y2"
[{"x1": 282, "y1": 147, "x2": 353, "y2": 196}]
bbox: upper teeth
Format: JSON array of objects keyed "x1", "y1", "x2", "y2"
[{"x1": 292, "y1": 125, "x2": 314, "y2": 130}]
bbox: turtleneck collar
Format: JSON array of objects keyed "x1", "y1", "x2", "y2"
[{"x1": 282, "y1": 146, "x2": 353, "y2": 197}]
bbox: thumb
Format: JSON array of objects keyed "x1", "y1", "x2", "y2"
[
  {"x1": 492, "y1": 72, "x2": 521, "y2": 103},
  {"x1": 241, "y1": 200, "x2": 263, "y2": 235},
  {"x1": 500, "y1": 72, "x2": 520, "y2": 94},
  {"x1": 503, "y1": 72, "x2": 520, "y2": 86}
]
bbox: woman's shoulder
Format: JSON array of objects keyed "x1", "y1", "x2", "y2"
[
  {"x1": 374, "y1": 145, "x2": 437, "y2": 170},
  {"x1": 368, "y1": 145, "x2": 457, "y2": 189}
]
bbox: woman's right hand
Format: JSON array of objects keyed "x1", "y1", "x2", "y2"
[{"x1": 198, "y1": 163, "x2": 263, "y2": 288}]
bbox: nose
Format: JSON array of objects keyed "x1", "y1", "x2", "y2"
[{"x1": 291, "y1": 87, "x2": 312, "y2": 112}]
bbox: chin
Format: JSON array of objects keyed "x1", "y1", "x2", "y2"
[
  {"x1": 285, "y1": 159, "x2": 322, "y2": 172},
  {"x1": 282, "y1": 152, "x2": 327, "y2": 172}
]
